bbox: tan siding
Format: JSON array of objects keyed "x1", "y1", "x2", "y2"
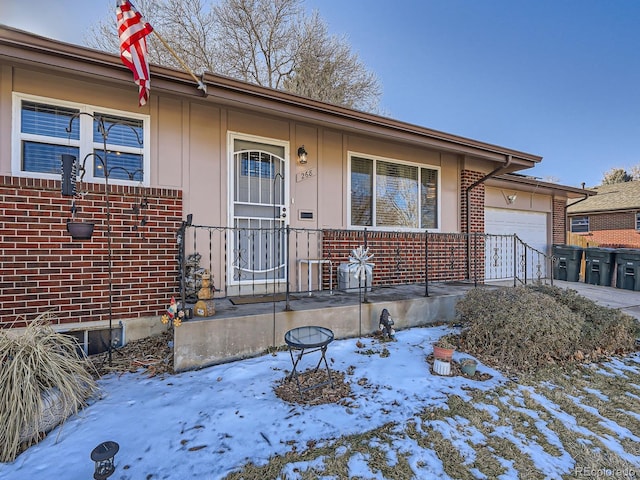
[
  {"x1": 13, "y1": 66, "x2": 145, "y2": 113},
  {"x1": 293, "y1": 123, "x2": 319, "y2": 227},
  {"x1": 189, "y1": 102, "x2": 223, "y2": 226},
  {"x1": 317, "y1": 129, "x2": 345, "y2": 227},
  {"x1": 157, "y1": 97, "x2": 184, "y2": 188},
  {"x1": 440, "y1": 153, "x2": 461, "y2": 232},
  {"x1": 227, "y1": 108, "x2": 289, "y2": 141}
]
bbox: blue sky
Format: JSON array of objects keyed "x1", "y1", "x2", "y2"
[{"x1": 2, "y1": 0, "x2": 638, "y2": 187}]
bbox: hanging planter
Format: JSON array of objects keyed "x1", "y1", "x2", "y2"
[
  {"x1": 67, "y1": 221, "x2": 95, "y2": 240},
  {"x1": 66, "y1": 191, "x2": 94, "y2": 240}
]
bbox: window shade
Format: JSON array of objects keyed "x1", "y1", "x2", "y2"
[{"x1": 21, "y1": 101, "x2": 79, "y2": 140}]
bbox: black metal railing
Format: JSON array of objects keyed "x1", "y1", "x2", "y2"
[{"x1": 177, "y1": 226, "x2": 554, "y2": 303}]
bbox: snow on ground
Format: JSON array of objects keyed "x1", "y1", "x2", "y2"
[{"x1": 1, "y1": 326, "x2": 638, "y2": 479}]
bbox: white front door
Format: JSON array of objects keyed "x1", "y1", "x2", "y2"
[{"x1": 229, "y1": 135, "x2": 289, "y2": 288}]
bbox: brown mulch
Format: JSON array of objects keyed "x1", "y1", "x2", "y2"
[
  {"x1": 274, "y1": 369, "x2": 353, "y2": 406},
  {"x1": 89, "y1": 329, "x2": 355, "y2": 405},
  {"x1": 89, "y1": 329, "x2": 175, "y2": 378}
]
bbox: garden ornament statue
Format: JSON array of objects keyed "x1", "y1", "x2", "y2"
[
  {"x1": 378, "y1": 308, "x2": 395, "y2": 339},
  {"x1": 161, "y1": 296, "x2": 184, "y2": 327}
]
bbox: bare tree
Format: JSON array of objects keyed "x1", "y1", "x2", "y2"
[
  {"x1": 85, "y1": 0, "x2": 215, "y2": 73},
  {"x1": 85, "y1": 0, "x2": 381, "y2": 112},
  {"x1": 629, "y1": 164, "x2": 640, "y2": 181},
  {"x1": 213, "y1": 0, "x2": 300, "y2": 88},
  {"x1": 601, "y1": 167, "x2": 632, "y2": 185},
  {"x1": 283, "y1": 11, "x2": 381, "y2": 112},
  {"x1": 151, "y1": 0, "x2": 218, "y2": 73}
]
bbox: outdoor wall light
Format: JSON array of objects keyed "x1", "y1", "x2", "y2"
[
  {"x1": 297, "y1": 145, "x2": 308, "y2": 164},
  {"x1": 502, "y1": 190, "x2": 517, "y2": 205},
  {"x1": 91, "y1": 441, "x2": 119, "y2": 480}
]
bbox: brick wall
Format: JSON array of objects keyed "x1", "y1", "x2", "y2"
[
  {"x1": 0, "y1": 176, "x2": 183, "y2": 328},
  {"x1": 461, "y1": 170, "x2": 485, "y2": 234},
  {"x1": 568, "y1": 212, "x2": 640, "y2": 248},
  {"x1": 552, "y1": 198, "x2": 566, "y2": 245},
  {"x1": 322, "y1": 230, "x2": 427, "y2": 286},
  {"x1": 321, "y1": 230, "x2": 482, "y2": 286}
]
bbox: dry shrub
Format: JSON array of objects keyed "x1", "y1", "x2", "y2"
[
  {"x1": 528, "y1": 284, "x2": 638, "y2": 354},
  {"x1": 456, "y1": 287, "x2": 584, "y2": 373},
  {"x1": 456, "y1": 286, "x2": 639, "y2": 374},
  {"x1": 0, "y1": 314, "x2": 98, "y2": 462}
]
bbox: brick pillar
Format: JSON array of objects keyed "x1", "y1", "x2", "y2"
[
  {"x1": 552, "y1": 197, "x2": 566, "y2": 245},
  {"x1": 460, "y1": 170, "x2": 485, "y2": 234}
]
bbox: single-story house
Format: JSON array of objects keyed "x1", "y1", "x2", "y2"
[
  {"x1": 0, "y1": 25, "x2": 590, "y2": 364},
  {"x1": 567, "y1": 181, "x2": 640, "y2": 248}
]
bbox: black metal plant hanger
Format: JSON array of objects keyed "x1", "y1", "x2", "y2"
[{"x1": 64, "y1": 112, "x2": 144, "y2": 365}]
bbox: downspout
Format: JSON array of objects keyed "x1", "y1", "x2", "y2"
[{"x1": 465, "y1": 154, "x2": 513, "y2": 279}]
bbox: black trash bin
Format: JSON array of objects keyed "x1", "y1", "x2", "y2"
[
  {"x1": 614, "y1": 248, "x2": 640, "y2": 291},
  {"x1": 584, "y1": 247, "x2": 616, "y2": 286},
  {"x1": 552, "y1": 245, "x2": 583, "y2": 282}
]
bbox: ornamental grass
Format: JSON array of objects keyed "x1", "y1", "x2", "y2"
[{"x1": 0, "y1": 313, "x2": 98, "y2": 462}]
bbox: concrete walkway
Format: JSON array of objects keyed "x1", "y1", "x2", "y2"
[{"x1": 552, "y1": 280, "x2": 640, "y2": 321}]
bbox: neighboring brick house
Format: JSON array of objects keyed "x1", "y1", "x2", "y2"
[{"x1": 567, "y1": 181, "x2": 640, "y2": 248}]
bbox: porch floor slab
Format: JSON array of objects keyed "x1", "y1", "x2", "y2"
[{"x1": 197, "y1": 281, "x2": 479, "y2": 320}]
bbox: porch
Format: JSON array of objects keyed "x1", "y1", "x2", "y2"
[{"x1": 172, "y1": 226, "x2": 553, "y2": 371}]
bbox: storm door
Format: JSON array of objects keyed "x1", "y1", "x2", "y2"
[{"x1": 229, "y1": 136, "x2": 288, "y2": 288}]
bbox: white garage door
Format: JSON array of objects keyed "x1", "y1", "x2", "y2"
[{"x1": 484, "y1": 208, "x2": 549, "y2": 280}]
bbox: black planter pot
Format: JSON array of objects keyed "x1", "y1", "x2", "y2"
[{"x1": 67, "y1": 221, "x2": 95, "y2": 240}]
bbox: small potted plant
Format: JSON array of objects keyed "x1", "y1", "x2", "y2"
[
  {"x1": 433, "y1": 336, "x2": 456, "y2": 361},
  {"x1": 460, "y1": 358, "x2": 478, "y2": 377}
]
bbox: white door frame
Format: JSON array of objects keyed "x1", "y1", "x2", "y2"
[{"x1": 227, "y1": 132, "x2": 290, "y2": 289}]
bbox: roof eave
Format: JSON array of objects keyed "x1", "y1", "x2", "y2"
[
  {"x1": 488, "y1": 174, "x2": 597, "y2": 198},
  {"x1": 1, "y1": 24, "x2": 542, "y2": 168}
]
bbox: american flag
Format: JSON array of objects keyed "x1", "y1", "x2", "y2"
[{"x1": 116, "y1": 0, "x2": 154, "y2": 106}]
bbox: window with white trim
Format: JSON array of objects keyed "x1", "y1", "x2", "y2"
[
  {"x1": 13, "y1": 94, "x2": 149, "y2": 185},
  {"x1": 636, "y1": 212, "x2": 640, "y2": 231},
  {"x1": 570, "y1": 216, "x2": 589, "y2": 233},
  {"x1": 349, "y1": 154, "x2": 439, "y2": 230}
]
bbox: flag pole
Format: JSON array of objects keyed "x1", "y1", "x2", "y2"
[{"x1": 152, "y1": 30, "x2": 207, "y2": 95}]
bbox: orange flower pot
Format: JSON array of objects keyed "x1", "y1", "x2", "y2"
[{"x1": 433, "y1": 345, "x2": 454, "y2": 361}]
